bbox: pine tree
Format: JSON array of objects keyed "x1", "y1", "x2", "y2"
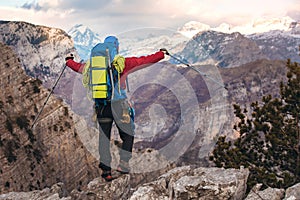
[{"x1": 210, "y1": 55, "x2": 300, "y2": 191}]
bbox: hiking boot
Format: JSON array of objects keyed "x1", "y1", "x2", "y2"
[
  {"x1": 101, "y1": 171, "x2": 114, "y2": 182},
  {"x1": 117, "y1": 161, "x2": 130, "y2": 174},
  {"x1": 117, "y1": 166, "x2": 129, "y2": 174}
]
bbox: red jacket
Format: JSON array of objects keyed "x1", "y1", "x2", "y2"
[
  {"x1": 66, "y1": 51, "x2": 164, "y2": 88},
  {"x1": 66, "y1": 51, "x2": 165, "y2": 77}
]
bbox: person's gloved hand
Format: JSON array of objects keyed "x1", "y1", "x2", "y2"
[
  {"x1": 65, "y1": 53, "x2": 74, "y2": 61},
  {"x1": 159, "y1": 48, "x2": 169, "y2": 55}
]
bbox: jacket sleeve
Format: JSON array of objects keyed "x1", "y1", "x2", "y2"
[
  {"x1": 123, "y1": 51, "x2": 164, "y2": 75},
  {"x1": 66, "y1": 59, "x2": 85, "y2": 73}
]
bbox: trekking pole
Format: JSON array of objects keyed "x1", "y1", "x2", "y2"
[
  {"x1": 166, "y1": 52, "x2": 228, "y2": 90},
  {"x1": 31, "y1": 64, "x2": 67, "y2": 129},
  {"x1": 126, "y1": 77, "x2": 130, "y2": 93},
  {"x1": 106, "y1": 48, "x2": 115, "y2": 98}
]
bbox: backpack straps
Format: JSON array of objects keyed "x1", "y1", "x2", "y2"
[
  {"x1": 112, "y1": 55, "x2": 125, "y2": 94},
  {"x1": 106, "y1": 48, "x2": 115, "y2": 100}
]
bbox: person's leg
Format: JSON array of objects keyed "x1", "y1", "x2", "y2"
[
  {"x1": 115, "y1": 126, "x2": 134, "y2": 174},
  {"x1": 111, "y1": 100, "x2": 135, "y2": 173},
  {"x1": 96, "y1": 104, "x2": 113, "y2": 174}
]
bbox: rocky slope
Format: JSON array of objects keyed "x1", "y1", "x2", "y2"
[
  {"x1": 179, "y1": 31, "x2": 266, "y2": 67},
  {"x1": 177, "y1": 29, "x2": 300, "y2": 68},
  {"x1": 0, "y1": 20, "x2": 77, "y2": 104},
  {"x1": 0, "y1": 42, "x2": 101, "y2": 194},
  {"x1": 248, "y1": 29, "x2": 300, "y2": 62}
]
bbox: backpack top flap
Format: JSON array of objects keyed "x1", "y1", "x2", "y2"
[{"x1": 91, "y1": 42, "x2": 117, "y2": 62}]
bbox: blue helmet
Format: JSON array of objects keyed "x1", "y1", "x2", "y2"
[
  {"x1": 104, "y1": 36, "x2": 119, "y2": 58},
  {"x1": 104, "y1": 36, "x2": 119, "y2": 48}
]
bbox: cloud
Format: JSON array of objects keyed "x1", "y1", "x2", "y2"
[
  {"x1": 21, "y1": 0, "x2": 111, "y2": 11},
  {"x1": 1, "y1": 0, "x2": 300, "y2": 36},
  {"x1": 21, "y1": 2, "x2": 42, "y2": 11},
  {"x1": 286, "y1": 1, "x2": 300, "y2": 20},
  {"x1": 0, "y1": 6, "x2": 74, "y2": 30}
]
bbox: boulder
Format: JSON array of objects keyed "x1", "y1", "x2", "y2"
[
  {"x1": 130, "y1": 166, "x2": 249, "y2": 200},
  {"x1": 284, "y1": 183, "x2": 300, "y2": 200},
  {"x1": 70, "y1": 174, "x2": 130, "y2": 200},
  {"x1": 0, "y1": 183, "x2": 69, "y2": 200},
  {"x1": 245, "y1": 184, "x2": 284, "y2": 200}
]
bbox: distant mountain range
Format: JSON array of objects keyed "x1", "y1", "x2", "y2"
[
  {"x1": 0, "y1": 16, "x2": 298, "y2": 101},
  {"x1": 68, "y1": 16, "x2": 300, "y2": 66},
  {"x1": 178, "y1": 16, "x2": 298, "y2": 37}
]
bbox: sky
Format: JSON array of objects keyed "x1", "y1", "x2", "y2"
[{"x1": 0, "y1": 0, "x2": 299, "y2": 35}]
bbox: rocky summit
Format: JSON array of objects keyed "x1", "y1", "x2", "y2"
[{"x1": 0, "y1": 166, "x2": 299, "y2": 199}]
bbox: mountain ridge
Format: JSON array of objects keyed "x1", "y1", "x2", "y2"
[
  {"x1": 178, "y1": 16, "x2": 299, "y2": 36},
  {"x1": 67, "y1": 16, "x2": 300, "y2": 67}
]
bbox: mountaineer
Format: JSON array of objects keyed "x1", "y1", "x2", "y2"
[{"x1": 65, "y1": 35, "x2": 168, "y2": 181}]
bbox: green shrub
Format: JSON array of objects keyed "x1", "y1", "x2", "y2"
[{"x1": 211, "y1": 59, "x2": 300, "y2": 192}]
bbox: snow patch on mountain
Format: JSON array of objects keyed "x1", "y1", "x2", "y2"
[
  {"x1": 178, "y1": 16, "x2": 298, "y2": 38},
  {"x1": 178, "y1": 21, "x2": 211, "y2": 38},
  {"x1": 231, "y1": 16, "x2": 295, "y2": 35},
  {"x1": 68, "y1": 25, "x2": 190, "y2": 59},
  {"x1": 68, "y1": 24, "x2": 101, "y2": 60},
  {"x1": 119, "y1": 33, "x2": 188, "y2": 57}
]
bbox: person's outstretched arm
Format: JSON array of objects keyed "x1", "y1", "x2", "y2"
[
  {"x1": 123, "y1": 51, "x2": 165, "y2": 75},
  {"x1": 66, "y1": 59, "x2": 85, "y2": 73}
]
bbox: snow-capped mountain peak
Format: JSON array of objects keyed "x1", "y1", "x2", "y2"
[
  {"x1": 68, "y1": 24, "x2": 101, "y2": 46},
  {"x1": 178, "y1": 16, "x2": 299, "y2": 37},
  {"x1": 235, "y1": 16, "x2": 296, "y2": 35},
  {"x1": 68, "y1": 24, "x2": 86, "y2": 35},
  {"x1": 178, "y1": 21, "x2": 211, "y2": 38},
  {"x1": 252, "y1": 16, "x2": 294, "y2": 29},
  {"x1": 72, "y1": 24, "x2": 89, "y2": 35},
  {"x1": 213, "y1": 23, "x2": 233, "y2": 33},
  {"x1": 67, "y1": 24, "x2": 101, "y2": 59}
]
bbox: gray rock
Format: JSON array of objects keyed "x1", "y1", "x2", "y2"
[
  {"x1": 284, "y1": 183, "x2": 300, "y2": 200},
  {"x1": 245, "y1": 184, "x2": 284, "y2": 200},
  {"x1": 0, "y1": 183, "x2": 70, "y2": 200},
  {"x1": 172, "y1": 167, "x2": 249, "y2": 200},
  {"x1": 129, "y1": 185, "x2": 169, "y2": 200},
  {"x1": 130, "y1": 166, "x2": 249, "y2": 200},
  {"x1": 70, "y1": 174, "x2": 130, "y2": 200}
]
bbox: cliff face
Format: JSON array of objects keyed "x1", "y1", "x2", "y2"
[
  {"x1": 0, "y1": 21, "x2": 78, "y2": 104},
  {"x1": 0, "y1": 43, "x2": 101, "y2": 194},
  {"x1": 0, "y1": 21, "x2": 75, "y2": 75}
]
